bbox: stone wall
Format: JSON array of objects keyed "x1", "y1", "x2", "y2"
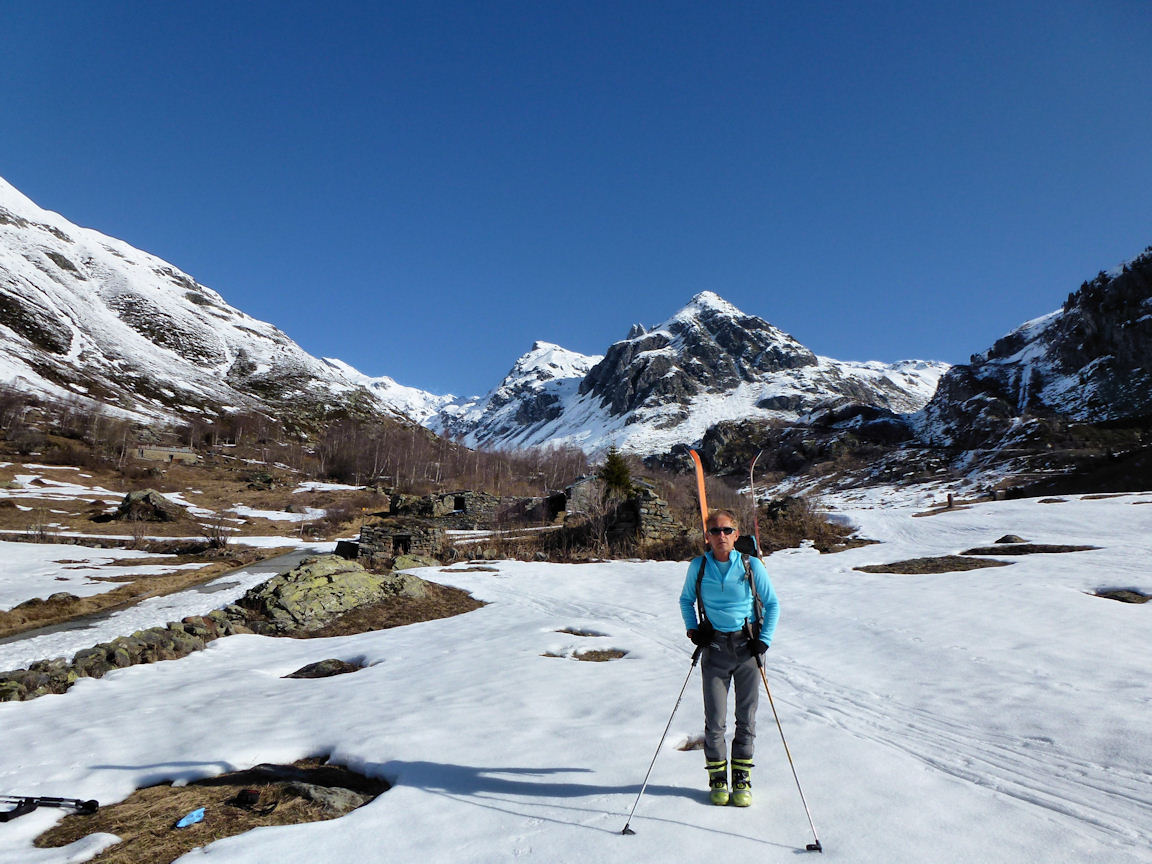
[
  {"x1": 632, "y1": 482, "x2": 683, "y2": 544},
  {"x1": 359, "y1": 519, "x2": 447, "y2": 565},
  {"x1": 389, "y1": 490, "x2": 503, "y2": 529}
]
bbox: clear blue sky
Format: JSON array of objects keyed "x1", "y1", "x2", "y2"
[{"x1": 3, "y1": 1, "x2": 1150, "y2": 397}]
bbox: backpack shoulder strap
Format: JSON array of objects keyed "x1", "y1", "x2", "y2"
[{"x1": 695, "y1": 556, "x2": 709, "y2": 625}]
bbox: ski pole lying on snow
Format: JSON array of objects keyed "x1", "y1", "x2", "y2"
[
  {"x1": 0, "y1": 796, "x2": 99, "y2": 822},
  {"x1": 752, "y1": 655, "x2": 823, "y2": 853},
  {"x1": 620, "y1": 645, "x2": 703, "y2": 835}
]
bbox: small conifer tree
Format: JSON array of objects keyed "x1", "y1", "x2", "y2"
[{"x1": 598, "y1": 447, "x2": 633, "y2": 501}]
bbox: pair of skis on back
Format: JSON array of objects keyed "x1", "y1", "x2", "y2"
[
  {"x1": 688, "y1": 448, "x2": 765, "y2": 557},
  {"x1": 622, "y1": 449, "x2": 822, "y2": 852}
]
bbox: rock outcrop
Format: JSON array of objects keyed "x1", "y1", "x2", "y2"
[
  {"x1": 113, "y1": 489, "x2": 184, "y2": 522},
  {"x1": 918, "y1": 249, "x2": 1152, "y2": 450},
  {"x1": 235, "y1": 554, "x2": 427, "y2": 635}
]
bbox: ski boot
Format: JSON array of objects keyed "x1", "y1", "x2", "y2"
[
  {"x1": 730, "y1": 758, "x2": 754, "y2": 807},
  {"x1": 705, "y1": 759, "x2": 729, "y2": 806}
]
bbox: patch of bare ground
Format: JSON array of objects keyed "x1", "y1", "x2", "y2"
[
  {"x1": 0, "y1": 459, "x2": 389, "y2": 542},
  {"x1": 556, "y1": 627, "x2": 609, "y2": 637},
  {"x1": 912, "y1": 503, "x2": 976, "y2": 518},
  {"x1": 0, "y1": 548, "x2": 291, "y2": 639},
  {"x1": 960, "y1": 544, "x2": 1099, "y2": 556},
  {"x1": 440, "y1": 565, "x2": 500, "y2": 573},
  {"x1": 823, "y1": 536, "x2": 880, "y2": 553},
  {"x1": 854, "y1": 556, "x2": 1013, "y2": 574},
  {"x1": 1093, "y1": 589, "x2": 1151, "y2": 604},
  {"x1": 302, "y1": 581, "x2": 484, "y2": 638},
  {"x1": 34, "y1": 758, "x2": 388, "y2": 864},
  {"x1": 543, "y1": 649, "x2": 628, "y2": 661}
]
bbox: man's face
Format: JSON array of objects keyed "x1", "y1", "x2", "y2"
[{"x1": 705, "y1": 513, "x2": 739, "y2": 558}]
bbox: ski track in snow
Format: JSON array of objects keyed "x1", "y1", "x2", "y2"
[{"x1": 773, "y1": 658, "x2": 1152, "y2": 850}]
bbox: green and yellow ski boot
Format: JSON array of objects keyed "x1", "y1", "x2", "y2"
[
  {"x1": 730, "y1": 758, "x2": 753, "y2": 807},
  {"x1": 706, "y1": 759, "x2": 729, "y2": 806}
]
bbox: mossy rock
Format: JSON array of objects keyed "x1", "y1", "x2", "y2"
[
  {"x1": 238, "y1": 554, "x2": 428, "y2": 633},
  {"x1": 393, "y1": 553, "x2": 441, "y2": 570}
]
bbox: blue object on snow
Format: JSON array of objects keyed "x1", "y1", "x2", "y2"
[{"x1": 175, "y1": 807, "x2": 205, "y2": 828}]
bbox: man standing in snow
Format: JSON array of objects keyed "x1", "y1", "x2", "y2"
[{"x1": 680, "y1": 509, "x2": 779, "y2": 807}]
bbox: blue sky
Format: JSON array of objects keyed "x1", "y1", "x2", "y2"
[{"x1": 3, "y1": 1, "x2": 1151, "y2": 397}]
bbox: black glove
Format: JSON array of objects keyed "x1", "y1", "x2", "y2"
[
  {"x1": 751, "y1": 640, "x2": 768, "y2": 656},
  {"x1": 688, "y1": 620, "x2": 714, "y2": 646}
]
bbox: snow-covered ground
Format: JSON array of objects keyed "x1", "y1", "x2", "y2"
[
  {"x1": 0, "y1": 545, "x2": 326, "y2": 674},
  {"x1": 0, "y1": 541, "x2": 205, "y2": 611},
  {"x1": 0, "y1": 491, "x2": 1149, "y2": 863}
]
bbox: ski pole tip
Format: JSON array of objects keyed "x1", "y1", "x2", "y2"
[
  {"x1": 806, "y1": 841, "x2": 823, "y2": 852},
  {"x1": 621, "y1": 825, "x2": 636, "y2": 835}
]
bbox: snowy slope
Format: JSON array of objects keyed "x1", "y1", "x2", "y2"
[
  {"x1": 435, "y1": 293, "x2": 948, "y2": 455},
  {"x1": 0, "y1": 176, "x2": 448, "y2": 425},
  {"x1": 0, "y1": 491, "x2": 1149, "y2": 863},
  {"x1": 432, "y1": 341, "x2": 602, "y2": 447}
]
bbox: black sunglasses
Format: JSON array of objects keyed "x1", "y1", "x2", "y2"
[{"x1": 707, "y1": 526, "x2": 736, "y2": 536}]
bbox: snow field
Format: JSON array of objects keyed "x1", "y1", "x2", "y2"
[{"x1": 0, "y1": 493, "x2": 1148, "y2": 863}]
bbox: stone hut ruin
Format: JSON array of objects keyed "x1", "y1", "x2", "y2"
[
  {"x1": 359, "y1": 518, "x2": 447, "y2": 566},
  {"x1": 389, "y1": 490, "x2": 503, "y2": 529}
]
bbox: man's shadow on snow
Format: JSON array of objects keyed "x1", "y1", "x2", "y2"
[
  {"x1": 374, "y1": 760, "x2": 686, "y2": 800},
  {"x1": 367, "y1": 760, "x2": 788, "y2": 846}
]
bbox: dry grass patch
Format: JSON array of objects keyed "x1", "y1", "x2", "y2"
[
  {"x1": 543, "y1": 649, "x2": 628, "y2": 661},
  {"x1": 855, "y1": 556, "x2": 1013, "y2": 574},
  {"x1": 960, "y1": 543, "x2": 1099, "y2": 556},
  {"x1": 912, "y1": 504, "x2": 976, "y2": 518},
  {"x1": 1093, "y1": 589, "x2": 1151, "y2": 604},
  {"x1": 34, "y1": 758, "x2": 388, "y2": 864}
]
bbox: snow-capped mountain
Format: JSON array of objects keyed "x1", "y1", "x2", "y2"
[
  {"x1": 0, "y1": 176, "x2": 450, "y2": 427},
  {"x1": 432, "y1": 341, "x2": 602, "y2": 448},
  {"x1": 432, "y1": 292, "x2": 949, "y2": 454},
  {"x1": 0, "y1": 174, "x2": 947, "y2": 456},
  {"x1": 917, "y1": 249, "x2": 1152, "y2": 450}
]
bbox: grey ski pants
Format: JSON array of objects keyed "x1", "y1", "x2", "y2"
[{"x1": 701, "y1": 631, "x2": 760, "y2": 763}]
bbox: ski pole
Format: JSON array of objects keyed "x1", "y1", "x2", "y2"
[
  {"x1": 0, "y1": 796, "x2": 98, "y2": 822},
  {"x1": 753, "y1": 655, "x2": 823, "y2": 852},
  {"x1": 620, "y1": 644, "x2": 703, "y2": 835}
]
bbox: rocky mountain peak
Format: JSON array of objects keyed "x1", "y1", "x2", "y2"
[{"x1": 578, "y1": 293, "x2": 818, "y2": 417}]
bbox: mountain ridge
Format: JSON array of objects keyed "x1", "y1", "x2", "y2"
[{"x1": 0, "y1": 175, "x2": 447, "y2": 430}]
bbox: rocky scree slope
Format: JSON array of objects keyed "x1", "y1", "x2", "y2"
[{"x1": 0, "y1": 176, "x2": 450, "y2": 429}]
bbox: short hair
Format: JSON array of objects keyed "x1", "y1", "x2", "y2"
[{"x1": 706, "y1": 508, "x2": 740, "y2": 531}]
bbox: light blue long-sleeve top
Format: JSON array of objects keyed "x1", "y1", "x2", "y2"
[{"x1": 679, "y1": 550, "x2": 780, "y2": 645}]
